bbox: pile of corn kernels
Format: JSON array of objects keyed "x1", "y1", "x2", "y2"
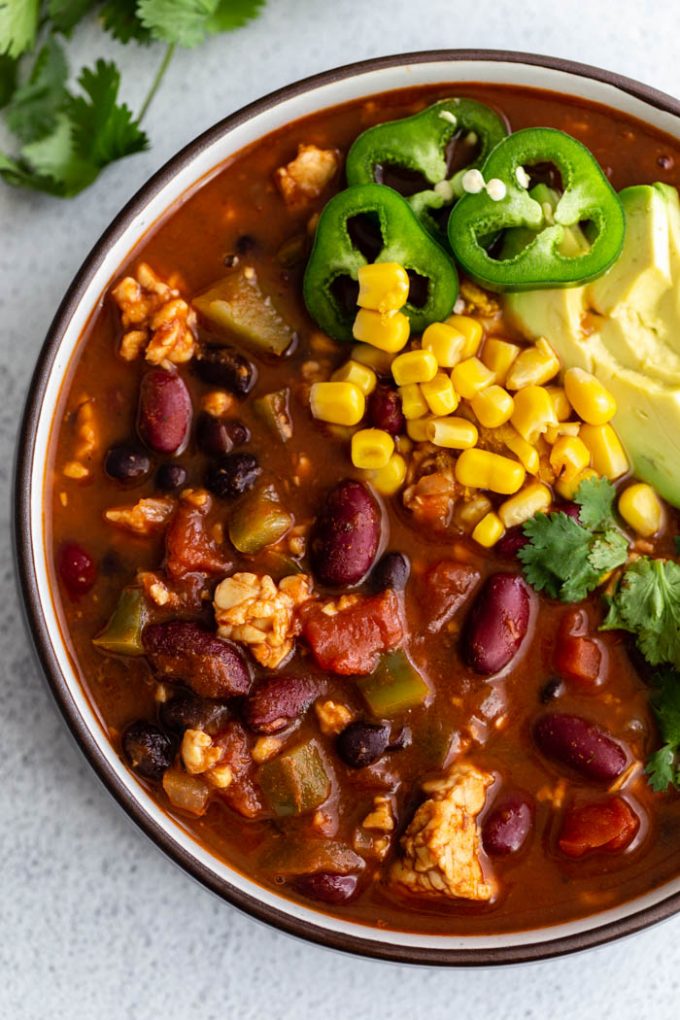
[{"x1": 309, "y1": 262, "x2": 665, "y2": 547}]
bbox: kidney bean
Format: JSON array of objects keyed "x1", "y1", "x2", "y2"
[
  {"x1": 482, "y1": 794, "x2": 533, "y2": 856},
  {"x1": 310, "y1": 479, "x2": 381, "y2": 587},
  {"x1": 104, "y1": 444, "x2": 151, "y2": 483},
  {"x1": 294, "y1": 872, "x2": 358, "y2": 905},
  {"x1": 462, "y1": 573, "x2": 531, "y2": 675},
  {"x1": 242, "y1": 674, "x2": 317, "y2": 734},
  {"x1": 58, "y1": 542, "x2": 97, "y2": 597},
  {"x1": 557, "y1": 501, "x2": 581, "y2": 523},
  {"x1": 204, "y1": 451, "x2": 261, "y2": 499},
  {"x1": 138, "y1": 368, "x2": 192, "y2": 455},
  {"x1": 159, "y1": 692, "x2": 231, "y2": 735},
  {"x1": 367, "y1": 386, "x2": 404, "y2": 436},
  {"x1": 337, "y1": 721, "x2": 391, "y2": 768},
  {"x1": 495, "y1": 527, "x2": 529, "y2": 558},
  {"x1": 533, "y1": 713, "x2": 628, "y2": 782},
  {"x1": 371, "y1": 551, "x2": 410, "y2": 592},
  {"x1": 194, "y1": 346, "x2": 256, "y2": 396},
  {"x1": 122, "y1": 720, "x2": 174, "y2": 781},
  {"x1": 558, "y1": 797, "x2": 639, "y2": 857},
  {"x1": 156, "y1": 463, "x2": 188, "y2": 491},
  {"x1": 143, "y1": 621, "x2": 251, "y2": 699}
]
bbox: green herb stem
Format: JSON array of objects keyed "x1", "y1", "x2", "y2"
[{"x1": 138, "y1": 42, "x2": 175, "y2": 123}]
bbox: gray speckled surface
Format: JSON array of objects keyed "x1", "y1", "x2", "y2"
[{"x1": 4, "y1": 3, "x2": 680, "y2": 1017}]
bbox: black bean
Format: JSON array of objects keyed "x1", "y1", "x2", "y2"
[
  {"x1": 540, "y1": 677, "x2": 564, "y2": 703},
  {"x1": 194, "y1": 346, "x2": 256, "y2": 396},
  {"x1": 196, "y1": 413, "x2": 235, "y2": 457},
  {"x1": 105, "y1": 444, "x2": 151, "y2": 483},
  {"x1": 225, "y1": 420, "x2": 250, "y2": 447},
  {"x1": 337, "y1": 721, "x2": 390, "y2": 768},
  {"x1": 122, "y1": 721, "x2": 174, "y2": 781},
  {"x1": 371, "y1": 552, "x2": 410, "y2": 592},
  {"x1": 156, "y1": 463, "x2": 188, "y2": 492},
  {"x1": 159, "y1": 692, "x2": 230, "y2": 735},
  {"x1": 204, "y1": 452, "x2": 261, "y2": 499}
]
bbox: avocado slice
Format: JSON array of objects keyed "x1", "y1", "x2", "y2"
[{"x1": 506, "y1": 183, "x2": 680, "y2": 507}]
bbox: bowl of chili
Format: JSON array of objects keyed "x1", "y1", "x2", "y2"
[{"x1": 15, "y1": 49, "x2": 680, "y2": 965}]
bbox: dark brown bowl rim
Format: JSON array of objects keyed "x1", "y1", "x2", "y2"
[{"x1": 13, "y1": 48, "x2": 680, "y2": 966}]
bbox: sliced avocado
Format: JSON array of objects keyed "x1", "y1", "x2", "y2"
[
  {"x1": 589, "y1": 185, "x2": 671, "y2": 314},
  {"x1": 506, "y1": 182, "x2": 680, "y2": 507}
]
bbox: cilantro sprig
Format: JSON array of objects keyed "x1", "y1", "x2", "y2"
[
  {"x1": 518, "y1": 476, "x2": 629, "y2": 602},
  {"x1": 0, "y1": 0, "x2": 265, "y2": 197},
  {"x1": 644, "y1": 668, "x2": 680, "y2": 792}
]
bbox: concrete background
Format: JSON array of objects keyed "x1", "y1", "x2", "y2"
[{"x1": 3, "y1": 1, "x2": 679, "y2": 1016}]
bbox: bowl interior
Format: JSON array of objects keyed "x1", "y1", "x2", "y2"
[{"x1": 16, "y1": 51, "x2": 680, "y2": 965}]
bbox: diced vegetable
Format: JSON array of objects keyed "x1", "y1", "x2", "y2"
[
  {"x1": 358, "y1": 649, "x2": 430, "y2": 716},
  {"x1": 260, "y1": 838, "x2": 364, "y2": 876},
  {"x1": 253, "y1": 388, "x2": 293, "y2": 442},
  {"x1": 193, "y1": 266, "x2": 294, "y2": 356},
  {"x1": 258, "y1": 741, "x2": 332, "y2": 817},
  {"x1": 162, "y1": 767, "x2": 210, "y2": 816},
  {"x1": 228, "y1": 489, "x2": 293, "y2": 555},
  {"x1": 93, "y1": 589, "x2": 148, "y2": 656}
]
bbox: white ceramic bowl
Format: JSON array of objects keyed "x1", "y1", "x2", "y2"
[{"x1": 15, "y1": 50, "x2": 680, "y2": 965}]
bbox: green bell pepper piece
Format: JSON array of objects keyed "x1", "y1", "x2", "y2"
[
  {"x1": 448, "y1": 127, "x2": 625, "y2": 291},
  {"x1": 193, "y1": 266, "x2": 294, "y2": 356},
  {"x1": 303, "y1": 182, "x2": 458, "y2": 341},
  {"x1": 253, "y1": 388, "x2": 293, "y2": 442},
  {"x1": 346, "y1": 98, "x2": 507, "y2": 240},
  {"x1": 358, "y1": 649, "x2": 430, "y2": 717},
  {"x1": 259, "y1": 741, "x2": 332, "y2": 817},
  {"x1": 93, "y1": 588, "x2": 147, "y2": 656},
  {"x1": 228, "y1": 488, "x2": 293, "y2": 555}
]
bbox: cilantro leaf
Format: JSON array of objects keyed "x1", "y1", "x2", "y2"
[
  {"x1": 0, "y1": 0, "x2": 40, "y2": 58},
  {"x1": 646, "y1": 745, "x2": 676, "y2": 793},
  {"x1": 602, "y1": 557, "x2": 680, "y2": 669},
  {"x1": 643, "y1": 668, "x2": 680, "y2": 792},
  {"x1": 5, "y1": 37, "x2": 69, "y2": 143},
  {"x1": 101, "y1": 0, "x2": 153, "y2": 44},
  {"x1": 137, "y1": 0, "x2": 219, "y2": 47},
  {"x1": 0, "y1": 52, "x2": 17, "y2": 108},
  {"x1": 575, "y1": 475, "x2": 617, "y2": 530},
  {"x1": 66, "y1": 59, "x2": 147, "y2": 167},
  {"x1": 48, "y1": 0, "x2": 99, "y2": 34},
  {"x1": 588, "y1": 528, "x2": 629, "y2": 572},
  {"x1": 205, "y1": 0, "x2": 265, "y2": 32}
]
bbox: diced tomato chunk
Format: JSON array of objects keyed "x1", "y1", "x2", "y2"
[
  {"x1": 555, "y1": 609, "x2": 603, "y2": 686},
  {"x1": 419, "y1": 560, "x2": 481, "y2": 634},
  {"x1": 300, "y1": 589, "x2": 404, "y2": 676},
  {"x1": 165, "y1": 500, "x2": 231, "y2": 578},
  {"x1": 558, "y1": 797, "x2": 639, "y2": 858}
]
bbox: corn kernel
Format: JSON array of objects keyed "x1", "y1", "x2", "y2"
[
  {"x1": 545, "y1": 421, "x2": 580, "y2": 444},
  {"x1": 455, "y1": 449, "x2": 526, "y2": 494},
  {"x1": 351, "y1": 343, "x2": 394, "y2": 374},
  {"x1": 353, "y1": 308, "x2": 410, "y2": 353},
  {"x1": 309, "y1": 381, "x2": 365, "y2": 426},
  {"x1": 406, "y1": 417, "x2": 432, "y2": 442},
  {"x1": 357, "y1": 262, "x2": 410, "y2": 313},
  {"x1": 499, "y1": 482, "x2": 552, "y2": 528},
  {"x1": 506, "y1": 337, "x2": 560, "y2": 390},
  {"x1": 370, "y1": 453, "x2": 407, "y2": 495},
  {"x1": 564, "y1": 367, "x2": 617, "y2": 425},
  {"x1": 510, "y1": 385, "x2": 558, "y2": 443},
  {"x1": 579, "y1": 423, "x2": 629, "y2": 479},
  {"x1": 618, "y1": 483, "x2": 665, "y2": 537},
  {"x1": 555, "y1": 467, "x2": 599, "y2": 501},
  {"x1": 497, "y1": 425, "x2": 540, "y2": 474},
  {"x1": 471, "y1": 385, "x2": 514, "y2": 428},
  {"x1": 399, "y1": 383, "x2": 429, "y2": 420},
  {"x1": 472, "y1": 511, "x2": 505, "y2": 547},
  {"x1": 446, "y1": 314, "x2": 483, "y2": 357},
  {"x1": 331, "y1": 359, "x2": 377, "y2": 396},
  {"x1": 481, "y1": 338, "x2": 520, "y2": 385},
  {"x1": 549, "y1": 436, "x2": 590, "y2": 482},
  {"x1": 351, "y1": 428, "x2": 394, "y2": 470},
  {"x1": 546, "y1": 385, "x2": 572, "y2": 422},
  {"x1": 420, "y1": 372, "x2": 458, "y2": 415},
  {"x1": 451, "y1": 357, "x2": 495, "y2": 399},
  {"x1": 422, "y1": 322, "x2": 466, "y2": 367},
  {"x1": 427, "y1": 417, "x2": 478, "y2": 450},
  {"x1": 392, "y1": 349, "x2": 438, "y2": 385}
]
